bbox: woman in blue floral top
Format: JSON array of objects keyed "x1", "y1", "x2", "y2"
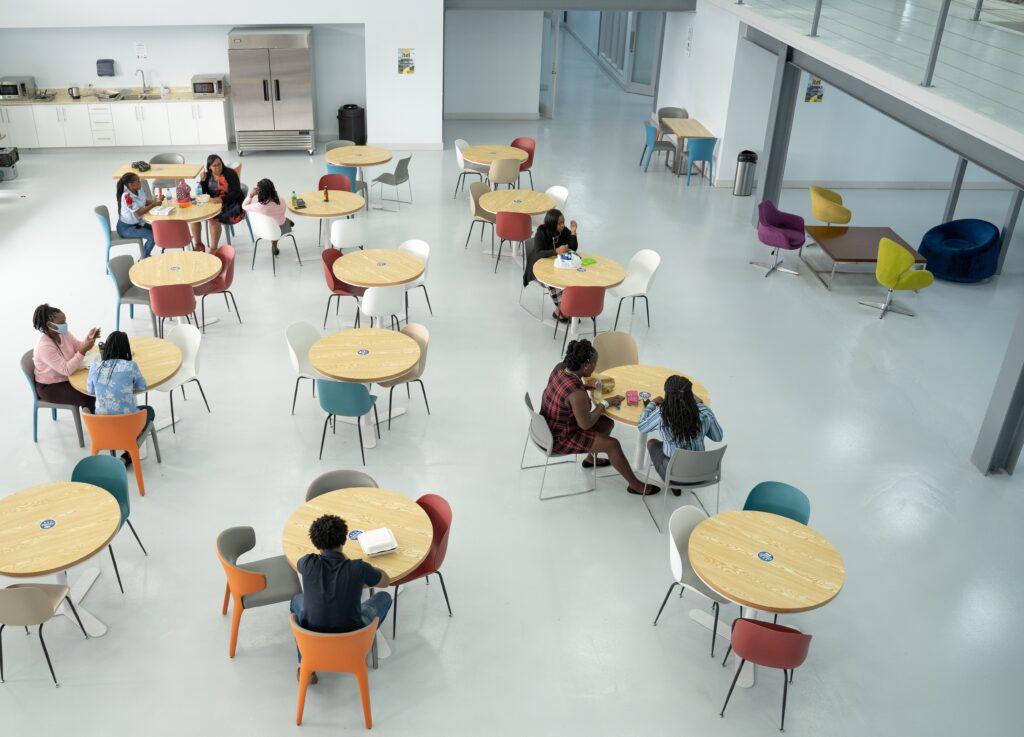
[{"x1": 87, "y1": 331, "x2": 155, "y2": 466}]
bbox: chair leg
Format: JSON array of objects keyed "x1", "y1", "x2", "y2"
[
  {"x1": 421, "y1": 285, "x2": 433, "y2": 316},
  {"x1": 387, "y1": 386, "x2": 395, "y2": 430},
  {"x1": 464, "y1": 220, "x2": 476, "y2": 249},
  {"x1": 227, "y1": 291, "x2": 242, "y2": 323},
  {"x1": 228, "y1": 599, "x2": 243, "y2": 658},
  {"x1": 436, "y1": 569, "x2": 453, "y2": 616},
  {"x1": 652, "y1": 581, "x2": 679, "y2": 625},
  {"x1": 711, "y1": 601, "x2": 720, "y2": 657},
  {"x1": 252, "y1": 238, "x2": 260, "y2": 270},
  {"x1": 355, "y1": 669, "x2": 373, "y2": 729},
  {"x1": 0, "y1": 624, "x2": 4, "y2": 682},
  {"x1": 292, "y1": 377, "x2": 302, "y2": 415},
  {"x1": 169, "y1": 390, "x2": 176, "y2": 434},
  {"x1": 721, "y1": 644, "x2": 733, "y2": 667},
  {"x1": 37, "y1": 623, "x2": 58, "y2": 687},
  {"x1": 192, "y1": 379, "x2": 211, "y2": 413},
  {"x1": 613, "y1": 298, "x2": 624, "y2": 331},
  {"x1": 392, "y1": 585, "x2": 399, "y2": 639},
  {"x1": 323, "y1": 294, "x2": 334, "y2": 329},
  {"x1": 319, "y1": 414, "x2": 331, "y2": 459},
  {"x1": 108, "y1": 545, "x2": 124, "y2": 594},
  {"x1": 149, "y1": 422, "x2": 162, "y2": 463},
  {"x1": 200, "y1": 295, "x2": 207, "y2": 333},
  {"x1": 63, "y1": 597, "x2": 88, "y2": 639},
  {"x1": 641, "y1": 295, "x2": 651, "y2": 328},
  {"x1": 373, "y1": 404, "x2": 381, "y2": 439},
  {"x1": 71, "y1": 406, "x2": 85, "y2": 448},
  {"x1": 125, "y1": 519, "x2": 148, "y2": 556},
  {"x1": 356, "y1": 418, "x2": 366, "y2": 466},
  {"x1": 719, "y1": 659, "x2": 746, "y2": 717},
  {"x1": 417, "y1": 379, "x2": 430, "y2": 414},
  {"x1": 288, "y1": 234, "x2": 302, "y2": 265},
  {"x1": 781, "y1": 669, "x2": 790, "y2": 731}
]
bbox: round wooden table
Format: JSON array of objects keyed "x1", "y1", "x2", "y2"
[
  {"x1": 532, "y1": 252, "x2": 626, "y2": 289},
  {"x1": 144, "y1": 198, "x2": 222, "y2": 225},
  {"x1": 129, "y1": 251, "x2": 222, "y2": 289},
  {"x1": 461, "y1": 145, "x2": 528, "y2": 167},
  {"x1": 331, "y1": 248, "x2": 425, "y2": 288},
  {"x1": 288, "y1": 190, "x2": 366, "y2": 220},
  {"x1": 325, "y1": 145, "x2": 393, "y2": 168},
  {"x1": 69, "y1": 336, "x2": 182, "y2": 395},
  {"x1": 282, "y1": 488, "x2": 432, "y2": 580},
  {"x1": 0, "y1": 482, "x2": 121, "y2": 637},
  {"x1": 479, "y1": 189, "x2": 555, "y2": 216}
]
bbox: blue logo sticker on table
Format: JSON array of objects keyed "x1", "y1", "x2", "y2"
[
  {"x1": 169, "y1": 266, "x2": 182, "y2": 272},
  {"x1": 376, "y1": 261, "x2": 387, "y2": 267},
  {"x1": 40, "y1": 519, "x2": 56, "y2": 530},
  {"x1": 348, "y1": 529, "x2": 363, "y2": 540},
  {"x1": 639, "y1": 392, "x2": 651, "y2": 399},
  {"x1": 576, "y1": 267, "x2": 587, "y2": 272},
  {"x1": 357, "y1": 349, "x2": 370, "y2": 356},
  {"x1": 757, "y1": 551, "x2": 774, "y2": 562}
]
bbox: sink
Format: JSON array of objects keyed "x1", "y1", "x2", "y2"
[{"x1": 122, "y1": 93, "x2": 162, "y2": 101}]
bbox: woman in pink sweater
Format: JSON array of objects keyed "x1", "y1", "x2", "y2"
[
  {"x1": 242, "y1": 178, "x2": 294, "y2": 256},
  {"x1": 32, "y1": 303, "x2": 99, "y2": 412}
]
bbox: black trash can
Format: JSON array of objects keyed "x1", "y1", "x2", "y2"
[
  {"x1": 733, "y1": 150, "x2": 757, "y2": 196},
  {"x1": 338, "y1": 104, "x2": 367, "y2": 145}
]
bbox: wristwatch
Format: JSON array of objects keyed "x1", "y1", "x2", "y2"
[{"x1": 599, "y1": 399, "x2": 609, "y2": 409}]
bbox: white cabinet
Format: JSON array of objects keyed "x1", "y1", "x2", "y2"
[
  {"x1": 113, "y1": 104, "x2": 170, "y2": 146},
  {"x1": 33, "y1": 105, "x2": 66, "y2": 147},
  {"x1": 139, "y1": 104, "x2": 170, "y2": 145},
  {"x1": 0, "y1": 106, "x2": 39, "y2": 148},
  {"x1": 166, "y1": 102, "x2": 199, "y2": 146},
  {"x1": 62, "y1": 105, "x2": 92, "y2": 147},
  {"x1": 111, "y1": 105, "x2": 143, "y2": 146},
  {"x1": 196, "y1": 101, "x2": 228, "y2": 146},
  {"x1": 166, "y1": 101, "x2": 227, "y2": 146}
]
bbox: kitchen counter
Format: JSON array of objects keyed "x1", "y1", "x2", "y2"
[{"x1": 1, "y1": 87, "x2": 227, "y2": 106}]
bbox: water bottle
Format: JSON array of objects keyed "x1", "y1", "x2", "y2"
[{"x1": 291, "y1": 190, "x2": 298, "y2": 207}]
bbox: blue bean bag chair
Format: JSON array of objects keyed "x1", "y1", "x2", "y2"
[{"x1": 918, "y1": 218, "x2": 1000, "y2": 283}]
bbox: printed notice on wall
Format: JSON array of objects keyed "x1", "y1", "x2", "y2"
[
  {"x1": 398, "y1": 48, "x2": 415, "y2": 75},
  {"x1": 134, "y1": 42, "x2": 148, "y2": 61},
  {"x1": 805, "y1": 77, "x2": 824, "y2": 103}
]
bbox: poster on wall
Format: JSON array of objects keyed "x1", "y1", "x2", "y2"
[
  {"x1": 398, "y1": 48, "x2": 415, "y2": 75},
  {"x1": 805, "y1": 77, "x2": 824, "y2": 103}
]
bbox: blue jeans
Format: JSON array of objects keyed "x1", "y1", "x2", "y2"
[
  {"x1": 117, "y1": 221, "x2": 156, "y2": 258},
  {"x1": 289, "y1": 591, "x2": 392, "y2": 662}
]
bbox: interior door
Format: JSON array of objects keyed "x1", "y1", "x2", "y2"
[
  {"x1": 229, "y1": 49, "x2": 274, "y2": 131},
  {"x1": 538, "y1": 11, "x2": 560, "y2": 118},
  {"x1": 269, "y1": 48, "x2": 313, "y2": 131},
  {"x1": 624, "y1": 12, "x2": 663, "y2": 95}
]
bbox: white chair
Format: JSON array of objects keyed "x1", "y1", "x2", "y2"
[
  {"x1": 156, "y1": 324, "x2": 209, "y2": 433},
  {"x1": 465, "y1": 182, "x2": 496, "y2": 251},
  {"x1": 358, "y1": 286, "x2": 406, "y2": 331},
  {"x1": 453, "y1": 139, "x2": 485, "y2": 198},
  {"x1": 488, "y1": 158, "x2": 519, "y2": 189},
  {"x1": 532, "y1": 185, "x2": 569, "y2": 227},
  {"x1": 593, "y1": 331, "x2": 638, "y2": 374},
  {"x1": 329, "y1": 218, "x2": 365, "y2": 253},
  {"x1": 643, "y1": 445, "x2": 727, "y2": 532},
  {"x1": 652, "y1": 506, "x2": 734, "y2": 658},
  {"x1": 398, "y1": 239, "x2": 432, "y2": 323},
  {"x1": 249, "y1": 212, "x2": 300, "y2": 277},
  {"x1": 519, "y1": 393, "x2": 596, "y2": 501},
  {"x1": 286, "y1": 321, "x2": 321, "y2": 415},
  {"x1": 608, "y1": 249, "x2": 661, "y2": 330},
  {"x1": 377, "y1": 323, "x2": 430, "y2": 429}
]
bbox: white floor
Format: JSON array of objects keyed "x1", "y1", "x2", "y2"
[{"x1": 1, "y1": 30, "x2": 1023, "y2": 737}]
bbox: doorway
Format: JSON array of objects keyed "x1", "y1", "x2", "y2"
[
  {"x1": 539, "y1": 10, "x2": 561, "y2": 118},
  {"x1": 597, "y1": 11, "x2": 663, "y2": 96}
]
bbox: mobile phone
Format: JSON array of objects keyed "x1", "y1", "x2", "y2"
[
  {"x1": 295, "y1": 198, "x2": 307, "y2": 209},
  {"x1": 626, "y1": 390, "x2": 639, "y2": 406}
]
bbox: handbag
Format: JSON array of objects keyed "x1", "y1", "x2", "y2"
[{"x1": 131, "y1": 160, "x2": 151, "y2": 172}]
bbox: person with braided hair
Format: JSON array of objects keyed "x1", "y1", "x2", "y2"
[
  {"x1": 540, "y1": 339, "x2": 660, "y2": 495},
  {"x1": 31, "y1": 303, "x2": 99, "y2": 412},
  {"x1": 638, "y1": 375, "x2": 723, "y2": 495}
]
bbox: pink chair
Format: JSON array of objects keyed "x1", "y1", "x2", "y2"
[
  {"x1": 555, "y1": 287, "x2": 605, "y2": 354},
  {"x1": 389, "y1": 494, "x2": 453, "y2": 638},
  {"x1": 193, "y1": 245, "x2": 241, "y2": 331},
  {"x1": 318, "y1": 173, "x2": 352, "y2": 193},
  {"x1": 720, "y1": 618, "x2": 813, "y2": 731},
  {"x1": 150, "y1": 284, "x2": 198, "y2": 338},
  {"x1": 152, "y1": 220, "x2": 192, "y2": 252},
  {"x1": 494, "y1": 211, "x2": 532, "y2": 274},
  {"x1": 321, "y1": 249, "x2": 365, "y2": 329},
  {"x1": 752, "y1": 200, "x2": 805, "y2": 277},
  {"x1": 511, "y1": 136, "x2": 536, "y2": 189}
]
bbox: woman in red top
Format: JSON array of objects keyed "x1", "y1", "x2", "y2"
[
  {"x1": 540, "y1": 339, "x2": 660, "y2": 495},
  {"x1": 190, "y1": 154, "x2": 244, "y2": 252}
]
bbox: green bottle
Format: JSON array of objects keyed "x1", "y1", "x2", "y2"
[{"x1": 291, "y1": 190, "x2": 298, "y2": 207}]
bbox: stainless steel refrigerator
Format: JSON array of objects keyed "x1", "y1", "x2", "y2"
[{"x1": 228, "y1": 27, "x2": 315, "y2": 155}]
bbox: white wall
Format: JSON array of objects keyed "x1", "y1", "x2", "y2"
[
  {"x1": 443, "y1": 10, "x2": 543, "y2": 119},
  {"x1": 565, "y1": 11, "x2": 600, "y2": 56},
  {"x1": 311, "y1": 25, "x2": 367, "y2": 138}
]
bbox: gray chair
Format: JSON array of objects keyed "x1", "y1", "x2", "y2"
[
  {"x1": 108, "y1": 254, "x2": 158, "y2": 335},
  {"x1": 377, "y1": 324, "x2": 430, "y2": 429},
  {"x1": 657, "y1": 106, "x2": 688, "y2": 132},
  {"x1": 305, "y1": 469, "x2": 379, "y2": 501},
  {"x1": 644, "y1": 445, "x2": 727, "y2": 532},
  {"x1": 519, "y1": 392, "x2": 596, "y2": 501},
  {"x1": 371, "y1": 155, "x2": 412, "y2": 209},
  {"x1": 95, "y1": 205, "x2": 143, "y2": 272},
  {"x1": 0, "y1": 584, "x2": 87, "y2": 686},
  {"x1": 326, "y1": 140, "x2": 356, "y2": 151},
  {"x1": 656, "y1": 107, "x2": 689, "y2": 172},
  {"x1": 20, "y1": 350, "x2": 85, "y2": 448},
  {"x1": 465, "y1": 182, "x2": 495, "y2": 250},
  {"x1": 217, "y1": 526, "x2": 302, "y2": 658},
  {"x1": 148, "y1": 152, "x2": 186, "y2": 196},
  {"x1": 651, "y1": 506, "x2": 734, "y2": 658}
]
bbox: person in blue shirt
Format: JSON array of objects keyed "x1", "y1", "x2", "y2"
[
  {"x1": 638, "y1": 374, "x2": 723, "y2": 495},
  {"x1": 86, "y1": 331, "x2": 155, "y2": 467}
]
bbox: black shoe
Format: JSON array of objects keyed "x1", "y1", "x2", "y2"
[
  {"x1": 582, "y1": 457, "x2": 611, "y2": 468},
  {"x1": 120, "y1": 451, "x2": 132, "y2": 468},
  {"x1": 671, "y1": 488, "x2": 682, "y2": 497},
  {"x1": 627, "y1": 484, "x2": 661, "y2": 496}
]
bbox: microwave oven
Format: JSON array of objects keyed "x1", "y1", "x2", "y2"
[
  {"x1": 191, "y1": 75, "x2": 225, "y2": 97},
  {"x1": 0, "y1": 76, "x2": 37, "y2": 100}
]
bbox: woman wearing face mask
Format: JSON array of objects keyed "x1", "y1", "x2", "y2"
[
  {"x1": 31, "y1": 303, "x2": 99, "y2": 412},
  {"x1": 190, "y1": 154, "x2": 244, "y2": 252},
  {"x1": 524, "y1": 208, "x2": 578, "y2": 322}
]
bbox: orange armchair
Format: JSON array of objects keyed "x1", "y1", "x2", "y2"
[{"x1": 81, "y1": 410, "x2": 157, "y2": 496}]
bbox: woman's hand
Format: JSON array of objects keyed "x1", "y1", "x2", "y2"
[
  {"x1": 653, "y1": 396, "x2": 664, "y2": 406},
  {"x1": 604, "y1": 394, "x2": 625, "y2": 408},
  {"x1": 81, "y1": 328, "x2": 100, "y2": 353},
  {"x1": 556, "y1": 245, "x2": 569, "y2": 255},
  {"x1": 570, "y1": 220, "x2": 578, "y2": 236}
]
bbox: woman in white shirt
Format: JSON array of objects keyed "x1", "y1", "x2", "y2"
[{"x1": 115, "y1": 172, "x2": 163, "y2": 257}]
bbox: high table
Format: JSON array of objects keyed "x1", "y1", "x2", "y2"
[
  {"x1": 324, "y1": 145, "x2": 393, "y2": 185},
  {"x1": 288, "y1": 190, "x2": 366, "y2": 248},
  {"x1": 688, "y1": 510, "x2": 845, "y2": 687},
  {"x1": 662, "y1": 118, "x2": 715, "y2": 176},
  {"x1": 532, "y1": 253, "x2": 625, "y2": 338},
  {"x1": 69, "y1": 336, "x2": 181, "y2": 395},
  {"x1": 460, "y1": 144, "x2": 528, "y2": 169},
  {"x1": 0, "y1": 482, "x2": 121, "y2": 637},
  {"x1": 802, "y1": 226, "x2": 925, "y2": 290},
  {"x1": 478, "y1": 189, "x2": 555, "y2": 217},
  {"x1": 331, "y1": 248, "x2": 425, "y2": 288},
  {"x1": 129, "y1": 250, "x2": 222, "y2": 290}
]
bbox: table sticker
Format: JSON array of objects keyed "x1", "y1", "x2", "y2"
[
  {"x1": 169, "y1": 266, "x2": 181, "y2": 272},
  {"x1": 757, "y1": 551, "x2": 774, "y2": 562},
  {"x1": 512, "y1": 199, "x2": 523, "y2": 204},
  {"x1": 639, "y1": 391, "x2": 651, "y2": 399},
  {"x1": 40, "y1": 519, "x2": 56, "y2": 530},
  {"x1": 357, "y1": 349, "x2": 370, "y2": 356},
  {"x1": 348, "y1": 529, "x2": 363, "y2": 540},
  {"x1": 576, "y1": 267, "x2": 587, "y2": 272},
  {"x1": 376, "y1": 261, "x2": 387, "y2": 267}
]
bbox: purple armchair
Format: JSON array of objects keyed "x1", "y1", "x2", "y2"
[{"x1": 752, "y1": 200, "x2": 804, "y2": 277}]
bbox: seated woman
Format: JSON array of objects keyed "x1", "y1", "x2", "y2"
[
  {"x1": 31, "y1": 304, "x2": 98, "y2": 413},
  {"x1": 524, "y1": 209, "x2": 578, "y2": 322},
  {"x1": 540, "y1": 339, "x2": 660, "y2": 496},
  {"x1": 242, "y1": 178, "x2": 294, "y2": 256},
  {"x1": 86, "y1": 330, "x2": 156, "y2": 467},
  {"x1": 190, "y1": 154, "x2": 244, "y2": 252},
  {"x1": 639, "y1": 375, "x2": 723, "y2": 495},
  {"x1": 116, "y1": 172, "x2": 163, "y2": 257}
]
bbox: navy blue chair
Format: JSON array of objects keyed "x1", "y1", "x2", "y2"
[
  {"x1": 918, "y1": 218, "x2": 1000, "y2": 283},
  {"x1": 317, "y1": 379, "x2": 380, "y2": 465}
]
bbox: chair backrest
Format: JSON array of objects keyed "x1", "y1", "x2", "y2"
[
  {"x1": 82, "y1": 410, "x2": 148, "y2": 453},
  {"x1": 95, "y1": 205, "x2": 113, "y2": 240},
  {"x1": 643, "y1": 122, "x2": 658, "y2": 148},
  {"x1": 401, "y1": 323, "x2": 429, "y2": 379},
  {"x1": 523, "y1": 392, "x2": 535, "y2": 413},
  {"x1": 809, "y1": 185, "x2": 851, "y2": 225},
  {"x1": 488, "y1": 158, "x2": 520, "y2": 185},
  {"x1": 150, "y1": 152, "x2": 185, "y2": 165},
  {"x1": 454, "y1": 138, "x2": 469, "y2": 169},
  {"x1": 510, "y1": 136, "x2": 536, "y2": 170},
  {"x1": 393, "y1": 155, "x2": 412, "y2": 183},
  {"x1": 249, "y1": 211, "x2": 283, "y2": 240},
  {"x1": 327, "y1": 164, "x2": 359, "y2": 191},
  {"x1": 72, "y1": 454, "x2": 131, "y2": 524},
  {"x1": 286, "y1": 321, "x2": 320, "y2": 376},
  {"x1": 399, "y1": 239, "x2": 430, "y2": 276},
  {"x1": 319, "y1": 173, "x2": 352, "y2": 193},
  {"x1": 108, "y1": 254, "x2": 135, "y2": 299},
  {"x1": 216, "y1": 526, "x2": 268, "y2": 602},
  {"x1": 166, "y1": 323, "x2": 202, "y2": 379},
  {"x1": 321, "y1": 248, "x2": 348, "y2": 292},
  {"x1": 213, "y1": 244, "x2": 235, "y2": 289},
  {"x1": 0, "y1": 586, "x2": 54, "y2": 627},
  {"x1": 326, "y1": 139, "x2": 355, "y2": 151},
  {"x1": 306, "y1": 470, "x2": 379, "y2": 501},
  {"x1": 317, "y1": 379, "x2": 375, "y2": 417},
  {"x1": 152, "y1": 219, "x2": 192, "y2": 250},
  {"x1": 290, "y1": 615, "x2": 377, "y2": 673},
  {"x1": 657, "y1": 107, "x2": 688, "y2": 133},
  {"x1": 469, "y1": 181, "x2": 491, "y2": 219},
  {"x1": 668, "y1": 505, "x2": 708, "y2": 587},
  {"x1": 593, "y1": 331, "x2": 638, "y2": 373},
  {"x1": 560, "y1": 286, "x2": 605, "y2": 318},
  {"x1": 626, "y1": 249, "x2": 661, "y2": 292},
  {"x1": 527, "y1": 410, "x2": 556, "y2": 457},
  {"x1": 20, "y1": 350, "x2": 38, "y2": 397},
  {"x1": 743, "y1": 481, "x2": 810, "y2": 525},
  {"x1": 876, "y1": 237, "x2": 916, "y2": 285},
  {"x1": 545, "y1": 185, "x2": 569, "y2": 211},
  {"x1": 731, "y1": 618, "x2": 812, "y2": 670},
  {"x1": 330, "y1": 219, "x2": 346, "y2": 249},
  {"x1": 496, "y1": 211, "x2": 532, "y2": 241},
  {"x1": 150, "y1": 284, "x2": 197, "y2": 319},
  {"x1": 688, "y1": 137, "x2": 716, "y2": 162},
  {"x1": 665, "y1": 445, "x2": 727, "y2": 487},
  {"x1": 416, "y1": 493, "x2": 452, "y2": 573},
  {"x1": 360, "y1": 285, "x2": 407, "y2": 318}
]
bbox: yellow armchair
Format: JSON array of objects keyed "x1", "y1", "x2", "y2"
[
  {"x1": 859, "y1": 237, "x2": 934, "y2": 319},
  {"x1": 809, "y1": 185, "x2": 852, "y2": 225}
]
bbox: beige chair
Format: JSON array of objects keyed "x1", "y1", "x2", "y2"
[
  {"x1": 377, "y1": 323, "x2": 430, "y2": 429},
  {"x1": 0, "y1": 584, "x2": 87, "y2": 685},
  {"x1": 306, "y1": 470, "x2": 379, "y2": 501},
  {"x1": 594, "y1": 332, "x2": 639, "y2": 374},
  {"x1": 464, "y1": 182, "x2": 495, "y2": 250},
  {"x1": 488, "y1": 158, "x2": 519, "y2": 189}
]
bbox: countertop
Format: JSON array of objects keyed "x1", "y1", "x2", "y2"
[{"x1": 0, "y1": 87, "x2": 227, "y2": 106}]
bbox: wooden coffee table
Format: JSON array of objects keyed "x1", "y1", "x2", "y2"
[
  {"x1": 802, "y1": 226, "x2": 926, "y2": 290},
  {"x1": 69, "y1": 336, "x2": 182, "y2": 395}
]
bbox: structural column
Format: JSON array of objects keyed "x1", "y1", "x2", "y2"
[
  {"x1": 972, "y1": 300, "x2": 1024, "y2": 474},
  {"x1": 995, "y1": 189, "x2": 1024, "y2": 275},
  {"x1": 943, "y1": 156, "x2": 968, "y2": 222},
  {"x1": 754, "y1": 45, "x2": 800, "y2": 207}
]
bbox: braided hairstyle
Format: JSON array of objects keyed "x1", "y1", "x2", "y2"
[
  {"x1": 100, "y1": 330, "x2": 132, "y2": 362},
  {"x1": 116, "y1": 172, "x2": 139, "y2": 210},
  {"x1": 32, "y1": 303, "x2": 61, "y2": 342},
  {"x1": 563, "y1": 339, "x2": 596, "y2": 372},
  {"x1": 660, "y1": 375, "x2": 702, "y2": 442}
]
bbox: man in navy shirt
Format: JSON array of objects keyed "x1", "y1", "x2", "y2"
[{"x1": 290, "y1": 514, "x2": 392, "y2": 682}]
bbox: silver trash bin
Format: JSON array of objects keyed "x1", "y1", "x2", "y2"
[{"x1": 733, "y1": 150, "x2": 757, "y2": 196}]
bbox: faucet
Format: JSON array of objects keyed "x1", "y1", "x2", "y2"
[{"x1": 136, "y1": 68, "x2": 148, "y2": 93}]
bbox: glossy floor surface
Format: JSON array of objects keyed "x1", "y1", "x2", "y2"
[{"x1": 2, "y1": 30, "x2": 1023, "y2": 737}]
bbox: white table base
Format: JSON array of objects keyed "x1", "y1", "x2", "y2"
[
  {"x1": 335, "y1": 408, "x2": 408, "y2": 448},
  {"x1": 688, "y1": 606, "x2": 757, "y2": 687},
  {"x1": 55, "y1": 568, "x2": 106, "y2": 638}
]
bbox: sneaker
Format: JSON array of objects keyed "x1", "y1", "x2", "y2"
[
  {"x1": 297, "y1": 668, "x2": 318, "y2": 685},
  {"x1": 120, "y1": 451, "x2": 132, "y2": 468}
]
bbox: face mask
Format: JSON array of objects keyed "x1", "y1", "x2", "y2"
[{"x1": 49, "y1": 322, "x2": 68, "y2": 335}]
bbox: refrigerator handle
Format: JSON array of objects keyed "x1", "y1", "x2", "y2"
[
  {"x1": 262, "y1": 80, "x2": 269, "y2": 102},
  {"x1": 274, "y1": 79, "x2": 281, "y2": 102}
]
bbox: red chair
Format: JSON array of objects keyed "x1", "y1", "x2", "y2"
[
  {"x1": 511, "y1": 136, "x2": 536, "y2": 189},
  {"x1": 494, "y1": 211, "x2": 532, "y2": 274},
  {"x1": 318, "y1": 173, "x2": 352, "y2": 193},
  {"x1": 720, "y1": 618, "x2": 812, "y2": 731},
  {"x1": 152, "y1": 220, "x2": 192, "y2": 252},
  {"x1": 555, "y1": 286, "x2": 605, "y2": 354},
  {"x1": 321, "y1": 249, "x2": 365, "y2": 329},
  {"x1": 150, "y1": 284, "x2": 198, "y2": 338},
  {"x1": 389, "y1": 493, "x2": 453, "y2": 638},
  {"x1": 193, "y1": 245, "x2": 241, "y2": 331}
]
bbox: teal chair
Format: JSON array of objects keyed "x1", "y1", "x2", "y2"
[
  {"x1": 95, "y1": 205, "x2": 143, "y2": 273},
  {"x1": 327, "y1": 163, "x2": 369, "y2": 212},
  {"x1": 640, "y1": 122, "x2": 675, "y2": 172},
  {"x1": 742, "y1": 481, "x2": 810, "y2": 525},
  {"x1": 317, "y1": 379, "x2": 380, "y2": 465},
  {"x1": 686, "y1": 138, "x2": 717, "y2": 186},
  {"x1": 71, "y1": 455, "x2": 148, "y2": 595}
]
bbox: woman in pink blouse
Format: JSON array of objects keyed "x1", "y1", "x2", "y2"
[
  {"x1": 242, "y1": 178, "x2": 294, "y2": 256},
  {"x1": 32, "y1": 303, "x2": 99, "y2": 412}
]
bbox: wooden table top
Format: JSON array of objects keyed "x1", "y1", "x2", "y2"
[
  {"x1": 331, "y1": 248, "x2": 425, "y2": 288},
  {"x1": 325, "y1": 145, "x2": 393, "y2": 167},
  {"x1": 688, "y1": 510, "x2": 845, "y2": 614},
  {"x1": 663, "y1": 118, "x2": 715, "y2": 139},
  {"x1": 805, "y1": 226, "x2": 926, "y2": 264},
  {"x1": 0, "y1": 483, "x2": 121, "y2": 578},
  {"x1": 129, "y1": 250, "x2": 222, "y2": 289},
  {"x1": 69, "y1": 336, "x2": 182, "y2": 395},
  {"x1": 461, "y1": 144, "x2": 529, "y2": 166},
  {"x1": 288, "y1": 190, "x2": 365, "y2": 219},
  {"x1": 595, "y1": 365, "x2": 709, "y2": 426},
  {"x1": 479, "y1": 189, "x2": 556, "y2": 216},
  {"x1": 282, "y1": 488, "x2": 432, "y2": 580},
  {"x1": 309, "y1": 328, "x2": 421, "y2": 383},
  {"x1": 112, "y1": 163, "x2": 203, "y2": 181},
  {"x1": 144, "y1": 199, "x2": 222, "y2": 225},
  {"x1": 532, "y1": 252, "x2": 625, "y2": 289}
]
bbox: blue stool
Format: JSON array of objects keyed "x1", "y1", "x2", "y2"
[{"x1": 918, "y1": 218, "x2": 1000, "y2": 283}]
